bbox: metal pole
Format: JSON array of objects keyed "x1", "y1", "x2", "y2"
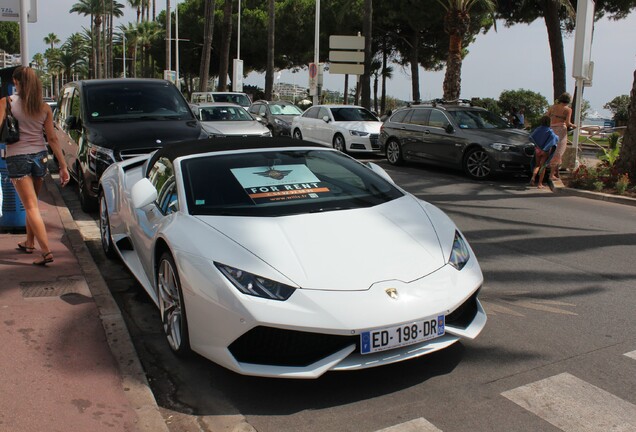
[
  {"x1": 19, "y1": 0, "x2": 29, "y2": 66},
  {"x1": 313, "y1": 0, "x2": 320, "y2": 105},
  {"x1": 122, "y1": 32, "x2": 126, "y2": 78},
  {"x1": 175, "y1": 0, "x2": 180, "y2": 90},
  {"x1": 237, "y1": 0, "x2": 241, "y2": 60},
  {"x1": 572, "y1": 78, "x2": 584, "y2": 168},
  {"x1": 166, "y1": 0, "x2": 171, "y2": 73}
]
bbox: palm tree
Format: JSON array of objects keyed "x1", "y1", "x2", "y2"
[
  {"x1": 70, "y1": 0, "x2": 104, "y2": 78},
  {"x1": 199, "y1": 0, "x2": 217, "y2": 91},
  {"x1": 118, "y1": 22, "x2": 139, "y2": 77},
  {"x1": 135, "y1": 20, "x2": 162, "y2": 77},
  {"x1": 218, "y1": 0, "x2": 233, "y2": 91},
  {"x1": 43, "y1": 33, "x2": 60, "y2": 50},
  {"x1": 128, "y1": 0, "x2": 142, "y2": 23},
  {"x1": 617, "y1": 69, "x2": 636, "y2": 179},
  {"x1": 107, "y1": 1, "x2": 125, "y2": 77},
  {"x1": 264, "y1": 0, "x2": 275, "y2": 99},
  {"x1": 437, "y1": 0, "x2": 496, "y2": 101}
]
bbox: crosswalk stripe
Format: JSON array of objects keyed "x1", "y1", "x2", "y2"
[
  {"x1": 625, "y1": 350, "x2": 636, "y2": 360},
  {"x1": 375, "y1": 417, "x2": 442, "y2": 432},
  {"x1": 502, "y1": 372, "x2": 636, "y2": 432}
]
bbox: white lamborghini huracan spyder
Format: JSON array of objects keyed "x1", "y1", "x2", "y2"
[{"x1": 98, "y1": 137, "x2": 486, "y2": 378}]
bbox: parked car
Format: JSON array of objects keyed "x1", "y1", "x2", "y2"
[
  {"x1": 53, "y1": 78, "x2": 205, "y2": 212},
  {"x1": 194, "y1": 102, "x2": 272, "y2": 137},
  {"x1": 98, "y1": 136, "x2": 486, "y2": 378},
  {"x1": 380, "y1": 101, "x2": 535, "y2": 180},
  {"x1": 190, "y1": 91, "x2": 252, "y2": 108},
  {"x1": 248, "y1": 100, "x2": 303, "y2": 136},
  {"x1": 291, "y1": 104, "x2": 383, "y2": 153}
]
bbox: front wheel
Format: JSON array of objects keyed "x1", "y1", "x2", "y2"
[
  {"x1": 292, "y1": 128, "x2": 303, "y2": 140},
  {"x1": 157, "y1": 252, "x2": 190, "y2": 356},
  {"x1": 98, "y1": 192, "x2": 116, "y2": 259},
  {"x1": 77, "y1": 165, "x2": 97, "y2": 213},
  {"x1": 385, "y1": 140, "x2": 403, "y2": 166},
  {"x1": 333, "y1": 134, "x2": 347, "y2": 153},
  {"x1": 463, "y1": 147, "x2": 492, "y2": 180}
]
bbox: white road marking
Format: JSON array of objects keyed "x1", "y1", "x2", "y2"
[
  {"x1": 375, "y1": 417, "x2": 442, "y2": 432},
  {"x1": 502, "y1": 372, "x2": 636, "y2": 432},
  {"x1": 625, "y1": 350, "x2": 636, "y2": 360}
]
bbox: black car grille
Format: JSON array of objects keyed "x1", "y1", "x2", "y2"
[
  {"x1": 117, "y1": 147, "x2": 160, "y2": 161},
  {"x1": 446, "y1": 290, "x2": 480, "y2": 329},
  {"x1": 229, "y1": 326, "x2": 356, "y2": 367}
]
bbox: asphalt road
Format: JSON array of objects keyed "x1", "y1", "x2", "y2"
[{"x1": 61, "y1": 157, "x2": 636, "y2": 432}]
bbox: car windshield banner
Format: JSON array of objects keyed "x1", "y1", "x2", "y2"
[{"x1": 231, "y1": 164, "x2": 333, "y2": 204}]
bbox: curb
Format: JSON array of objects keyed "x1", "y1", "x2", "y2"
[
  {"x1": 45, "y1": 175, "x2": 169, "y2": 432},
  {"x1": 550, "y1": 179, "x2": 636, "y2": 207}
]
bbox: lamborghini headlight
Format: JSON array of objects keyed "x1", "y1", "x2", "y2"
[
  {"x1": 449, "y1": 231, "x2": 470, "y2": 271},
  {"x1": 215, "y1": 263, "x2": 296, "y2": 301}
]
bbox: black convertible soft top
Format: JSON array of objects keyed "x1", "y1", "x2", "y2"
[{"x1": 146, "y1": 137, "x2": 325, "y2": 176}]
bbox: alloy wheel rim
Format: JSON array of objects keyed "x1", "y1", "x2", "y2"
[
  {"x1": 334, "y1": 137, "x2": 345, "y2": 152},
  {"x1": 387, "y1": 142, "x2": 399, "y2": 163},
  {"x1": 99, "y1": 197, "x2": 110, "y2": 250},
  {"x1": 158, "y1": 259, "x2": 182, "y2": 351},
  {"x1": 467, "y1": 151, "x2": 490, "y2": 178}
]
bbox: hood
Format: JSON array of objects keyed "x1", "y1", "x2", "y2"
[
  {"x1": 196, "y1": 197, "x2": 446, "y2": 291},
  {"x1": 461, "y1": 128, "x2": 532, "y2": 146},
  {"x1": 202, "y1": 121, "x2": 269, "y2": 136},
  {"x1": 86, "y1": 119, "x2": 202, "y2": 151},
  {"x1": 333, "y1": 120, "x2": 383, "y2": 133}
]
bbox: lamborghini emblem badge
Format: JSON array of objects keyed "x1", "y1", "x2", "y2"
[{"x1": 385, "y1": 288, "x2": 398, "y2": 300}]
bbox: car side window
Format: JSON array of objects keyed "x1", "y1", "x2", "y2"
[
  {"x1": 149, "y1": 157, "x2": 179, "y2": 215},
  {"x1": 390, "y1": 110, "x2": 409, "y2": 123},
  {"x1": 304, "y1": 107, "x2": 320, "y2": 119},
  {"x1": 408, "y1": 109, "x2": 429, "y2": 126},
  {"x1": 427, "y1": 109, "x2": 451, "y2": 129}
]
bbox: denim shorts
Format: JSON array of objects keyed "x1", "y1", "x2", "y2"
[{"x1": 6, "y1": 150, "x2": 50, "y2": 179}]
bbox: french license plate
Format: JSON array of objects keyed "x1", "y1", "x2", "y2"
[{"x1": 360, "y1": 315, "x2": 445, "y2": 354}]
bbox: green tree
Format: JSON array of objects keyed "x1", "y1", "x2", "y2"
[
  {"x1": 70, "y1": 0, "x2": 104, "y2": 78},
  {"x1": 0, "y1": 22, "x2": 20, "y2": 53},
  {"x1": 199, "y1": 0, "x2": 217, "y2": 91},
  {"x1": 497, "y1": 0, "x2": 636, "y2": 101},
  {"x1": 218, "y1": 0, "x2": 233, "y2": 91},
  {"x1": 265, "y1": 0, "x2": 276, "y2": 100},
  {"x1": 437, "y1": 0, "x2": 497, "y2": 101},
  {"x1": 44, "y1": 33, "x2": 61, "y2": 50},
  {"x1": 616, "y1": 69, "x2": 635, "y2": 178},
  {"x1": 498, "y1": 88, "x2": 549, "y2": 127},
  {"x1": 471, "y1": 97, "x2": 501, "y2": 116},
  {"x1": 604, "y1": 95, "x2": 630, "y2": 122}
]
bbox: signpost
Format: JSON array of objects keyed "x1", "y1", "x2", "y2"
[
  {"x1": 328, "y1": 35, "x2": 365, "y2": 75},
  {"x1": 233, "y1": 58, "x2": 244, "y2": 92},
  {"x1": 571, "y1": 0, "x2": 596, "y2": 169},
  {"x1": 0, "y1": 0, "x2": 37, "y2": 22},
  {"x1": 308, "y1": 62, "x2": 323, "y2": 97}
]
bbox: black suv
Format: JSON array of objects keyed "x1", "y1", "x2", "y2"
[
  {"x1": 379, "y1": 101, "x2": 535, "y2": 179},
  {"x1": 248, "y1": 100, "x2": 304, "y2": 136},
  {"x1": 53, "y1": 78, "x2": 205, "y2": 211}
]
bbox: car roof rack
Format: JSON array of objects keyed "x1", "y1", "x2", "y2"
[{"x1": 406, "y1": 98, "x2": 475, "y2": 108}]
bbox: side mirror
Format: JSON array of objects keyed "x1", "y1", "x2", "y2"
[
  {"x1": 322, "y1": 115, "x2": 330, "y2": 123},
  {"x1": 445, "y1": 124, "x2": 455, "y2": 134},
  {"x1": 366, "y1": 162, "x2": 395, "y2": 184},
  {"x1": 65, "y1": 115, "x2": 79, "y2": 130},
  {"x1": 131, "y1": 178, "x2": 158, "y2": 209}
]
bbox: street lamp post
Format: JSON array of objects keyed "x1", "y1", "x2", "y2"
[{"x1": 313, "y1": 0, "x2": 320, "y2": 106}]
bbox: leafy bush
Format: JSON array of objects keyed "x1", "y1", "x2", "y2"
[
  {"x1": 616, "y1": 174, "x2": 630, "y2": 195},
  {"x1": 498, "y1": 89, "x2": 549, "y2": 128}
]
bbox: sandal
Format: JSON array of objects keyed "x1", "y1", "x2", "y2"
[
  {"x1": 33, "y1": 252, "x2": 54, "y2": 266},
  {"x1": 17, "y1": 242, "x2": 35, "y2": 254}
]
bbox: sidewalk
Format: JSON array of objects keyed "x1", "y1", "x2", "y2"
[{"x1": 0, "y1": 175, "x2": 167, "y2": 432}]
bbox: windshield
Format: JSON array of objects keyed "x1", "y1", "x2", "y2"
[
  {"x1": 211, "y1": 93, "x2": 251, "y2": 107},
  {"x1": 199, "y1": 105, "x2": 254, "y2": 121},
  {"x1": 181, "y1": 150, "x2": 403, "y2": 217},
  {"x1": 270, "y1": 104, "x2": 303, "y2": 115},
  {"x1": 331, "y1": 107, "x2": 379, "y2": 122},
  {"x1": 85, "y1": 82, "x2": 194, "y2": 122},
  {"x1": 447, "y1": 109, "x2": 511, "y2": 129}
]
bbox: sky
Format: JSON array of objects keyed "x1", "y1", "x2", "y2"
[{"x1": 24, "y1": 0, "x2": 636, "y2": 117}]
